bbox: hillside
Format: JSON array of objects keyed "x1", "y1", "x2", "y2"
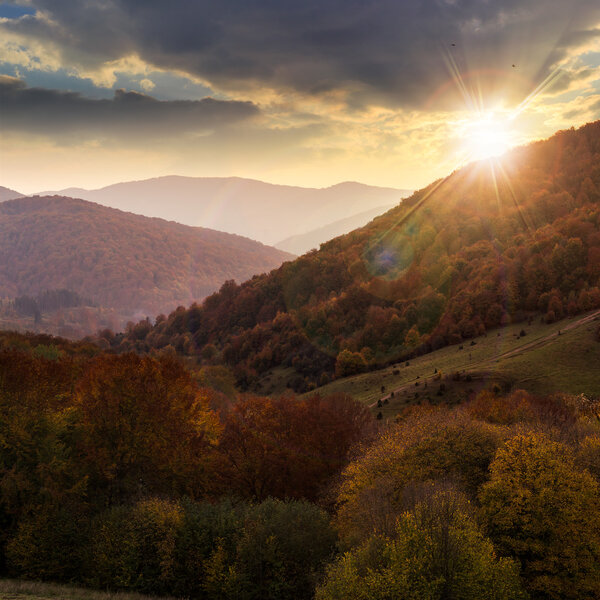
[
  {"x1": 0, "y1": 186, "x2": 24, "y2": 202},
  {"x1": 304, "y1": 308, "x2": 600, "y2": 416},
  {"x1": 274, "y1": 203, "x2": 397, "y2": 255},
  {"x1": 111, "y1": 121, "x2": 600, "y2": 392},
  {"x1": 43, "y1": 177, "x2": 411, "y2": 246},
  {"x1": 0, "y1": 196, "x2": 292, "y2": 335}
]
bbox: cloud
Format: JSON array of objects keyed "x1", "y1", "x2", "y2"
[
  {"x1": 0, "y1": 75, "x2": 259, "y2": 140},
  {"x1": 139, "y1": 78, "x2": 155, "y2": 92},
  {"x1": 1, "y1": 1, "x2": 599, "y2": 110}
]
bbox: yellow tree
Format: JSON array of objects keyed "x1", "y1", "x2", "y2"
[{"x1": 479, "y1": 433, "x2": 600, "y2": 599}]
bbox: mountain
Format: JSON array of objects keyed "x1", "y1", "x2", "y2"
[
  {"x1": 0, "y1": 196, "x2": 292, "y2": 335},
  {"x1": 0, "y1": 186, "x2": 24, "y2": 202},
  {"x1": 275, "y1": 203, "x2": 397, "y2": 255},
  {"x1": 42, "y1": 177, "x2": 411, "y2": 246},
  {"x1": 112, "y1": 121, "x2": 600, "y2": 392}
]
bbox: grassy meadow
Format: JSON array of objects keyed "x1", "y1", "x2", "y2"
[
  {"x1": 304, "y1": 309, "x2": 600, "y2": 419},
  {"x1": 0, "y1": 580, "x2": 173, "y2": 600}
]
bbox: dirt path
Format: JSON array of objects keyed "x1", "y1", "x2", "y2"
[
  {"x1": 486, "y1": 309, "x2": 600, "y2": 363},
  {"x1": 369, "y1": 310, "x2": 600, "y2": 409}
]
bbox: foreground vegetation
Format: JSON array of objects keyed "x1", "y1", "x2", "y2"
[{"x1": 1, "y1": 332, "x2": 600, "y2": 599}]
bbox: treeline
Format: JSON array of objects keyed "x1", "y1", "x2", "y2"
[
  {"x1": 1, "y1": 337, "x2": 599, "y2": 598},
  {"x1": 107, "y1": 121, "x2": 600, "y2": 392}
]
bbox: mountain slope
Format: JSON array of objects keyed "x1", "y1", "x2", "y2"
[
  {"x1": 112, "y1": 121, "x2": 600, "y2": 392},
  {"x1": 0, "y1": 186, "x2": 24, "y2": 202},
  {"x1": 275, "y1": 203, "x2": 397, "y2": 255},
  {"x1": 0, "y1": 196, "x2": 292, "y2": 325},
  {"x1": 43, "y1": 177, "x2": 411, "y2": 246}
]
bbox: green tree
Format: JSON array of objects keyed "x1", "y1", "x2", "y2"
[
  {"x1": 88, "y1": 498, "x2": 183, "y2": 595},
  {"x1": 228, "y1": 499, "x2": 337, "y2": 600}
]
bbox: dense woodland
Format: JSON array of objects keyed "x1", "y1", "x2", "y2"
[
  {"x1": 110, "y1": 121, "x2": 600, "y2": 392},
  {"x1": 0, "y1": 196, "x2": 291, "y2": 329},
  {"x1": 0, "y1": 331, "x2": 599, "y2": 599}
]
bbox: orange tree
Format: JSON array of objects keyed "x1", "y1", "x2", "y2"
[{"x1": 215, "y1": 393, "x2": 374, "y2": 502}]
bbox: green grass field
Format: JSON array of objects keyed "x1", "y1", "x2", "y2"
[
  {"x1": 304, "y1": 309, "x2": 600, "y2": 419},
  {"x1": 0, "y1": 580, "x2": 173, "y2": 600}
]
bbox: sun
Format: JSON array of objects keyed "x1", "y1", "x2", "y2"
[{"x1": 461, "y1": 113, "x2": 513, "y2": 161}]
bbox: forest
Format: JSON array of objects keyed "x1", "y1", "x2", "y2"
[
  {"x1": 0, "y1": 331, "x2": 599, "y2": 599},
  {"x1": 2, "y1": 123, "x2": 600, "y2": 599},
  {"x1": 109, "y1": 121, "x2": 600, "y2": 393},
  {"x1": 0, "y1": 195, "x2": 291, "y2": 332}
]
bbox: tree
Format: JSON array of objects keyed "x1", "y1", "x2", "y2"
[
  {"x1": 317, "y1": 487, "x2": 525, "y2": 600},
  {"x1": 228, "y1": 499, "x2": 337, "y2": 600},
  {"x1": 404, "y1": 325, "x2": 421, "y2": 349},
  {"x1": 74, "y1": 353, "x2": 220, "y2": 505},
  {"x1": 215, "y1": 393, "x2": 374, "y2": 502},
  {"x1": 479, "y1": 433, "x2": 600, "y2": 599},
  {"x1": 335, "y1": 349, "x2": 366, "y2": 378},
  {"x1": 335, "y1": 409, "x2": 502, "y2": 545},
  {"x1": 88, "y1": 499, "x2": 183, "y2": 595}
]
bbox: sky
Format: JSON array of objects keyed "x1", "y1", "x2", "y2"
[{"x1": 0, "y1": 0, "x2": 599, "y2": 194}]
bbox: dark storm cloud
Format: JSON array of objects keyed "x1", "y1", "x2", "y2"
[
  {"x1": 3, "y1": 0, "x2": 600, "y2": 109},
  {"x1": 0, "y1": 76, "x2": 259, "y2": 138}
]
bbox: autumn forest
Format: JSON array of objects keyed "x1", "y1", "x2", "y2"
[{"x1": 0, "y1": 118, "x2": 599, "y2": 600}]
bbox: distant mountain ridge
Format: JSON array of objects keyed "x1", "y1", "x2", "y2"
[
  {"x1": 0, "y1": 186, "x2": 24, "y2": 202},
  {"x1": 0, "y1": 195, "x2": 292, "y2": 334},
  {"x1": 41, "y1": 177, "x2": 411, "y2": 246},
  {"x1": 275, "y1": 203, "x2": 397, "y2": 255}
]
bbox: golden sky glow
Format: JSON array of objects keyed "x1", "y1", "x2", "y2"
[{"x1": 0, "y1": 1, "x2": 599, "y2": 194}]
